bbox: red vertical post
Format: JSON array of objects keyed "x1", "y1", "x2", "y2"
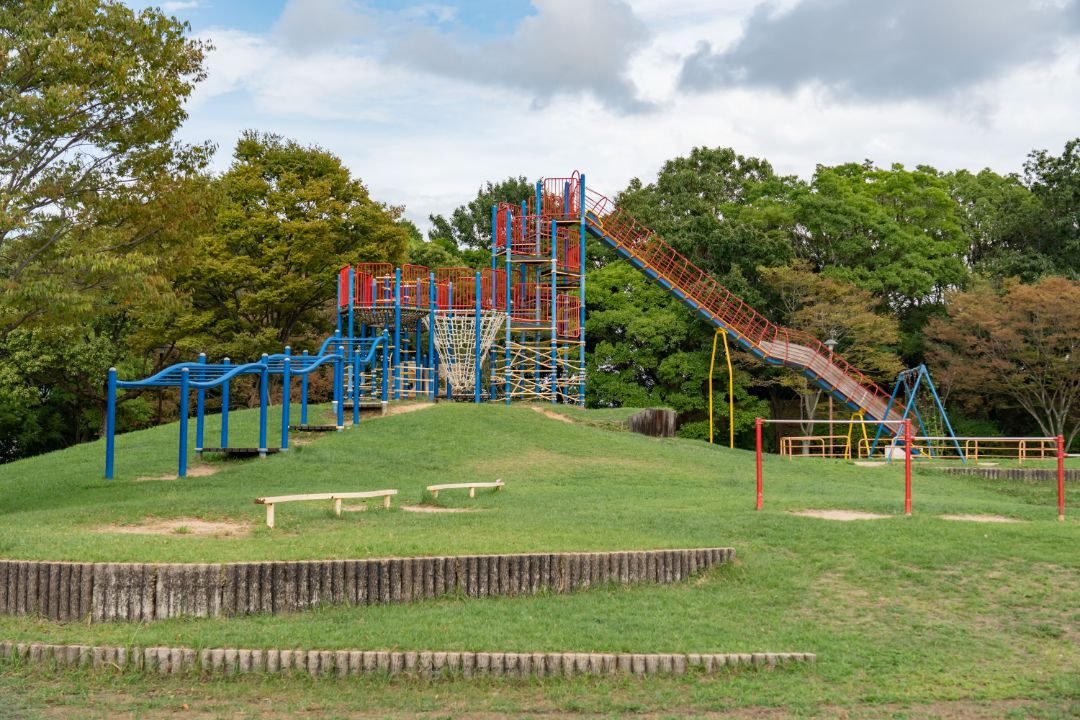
[
  {"x1": 904, "y1": 419, "x2": 913, "y2": 516},
  {"x1": 755, "y1": 418, "x2": 764, "y2": 511},
  {"x1": 1057, "y1": 435, "x2": 1066, "y2": 522}
]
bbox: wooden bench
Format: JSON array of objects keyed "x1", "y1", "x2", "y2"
[
  {"x1": 254, "y1": 490, "x2": 397, "y2": 528},
  {"x1": 426, "y1": 480, "x2": 504, "y2": 499}
]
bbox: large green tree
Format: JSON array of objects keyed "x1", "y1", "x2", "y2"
[
  {"x1": 1022, "y1": 138, "x2": 1080, "y2": 279},
  {"x1": 0, "y1": 0, "x2": 210, "y2": 337},
  {"x1": 792, "y1": 163, "x2": 968, "y2": 314},
  {"x1": 182, "y1": 132, "x2": 409, "y2": 360}
]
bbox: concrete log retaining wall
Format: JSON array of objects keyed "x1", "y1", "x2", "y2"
[
  {"x1": 942, "y1": 467, "x2": 1078, "y2": 481},
  {"x1": 0, "y1": 641, "x2": 812, "y2": 678},
  {"x1": 0, "y1": 548, "x2": 734, "y2": 623}
]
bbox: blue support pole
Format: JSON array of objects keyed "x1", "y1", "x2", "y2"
[
  {"x1": 300, "y1": 351, "x2": 308, "y2": 426},
  {"x1": 415, "y1": 319, "x2": 422, "y2": 399},
  {"x1": 428, "y1": 272, "x2": 436, "y2": 401},
  {"x1": 474, "y1": 271, "x2": 482, "y2": 403},
  {"x1": 393, "y1": 267, "x2": 402, "y2": 401},
  {"x1": 550, "y1": 219, "x2": 558, "y2": 404},
  {"x1": 178, "y1": 368, "x2": 189, "y2": 478},
  {"x1": 578, "y1": 173, "x2": 587, "y2": 406},
  {"x1": 922, "y1": 365, "x2": 965, "y2": 461},
  {"x1": 353, "y1": 346, "x2": 360, "y2": 427},
  {"x1": 381, "y1": 332, "x2": 389, "y2": 402},
  {"x1": 504, "y1": 207, "x2": 513, "y2": 405},
  {"x1": 195, "y1": 352, "x2": 206, "y2": 456},
  {"x1": 220, "y1": 358, "x2": 231, "y2": 448},
  {"x1": 281, "y1": 356, "x2": 290, "y2": 451},
  {"x1": 336, "y1": 269, "x2": 343, "y2": 336},
  {"x1": 336, "y1": 345, "x2": 345, "y2": 430},
  {"x1": 105, "y1": 367, "x2": 116, "y2": 479},
  {"x1": 534, "y1": 181, "x2": 542, "y2": 253},
  {"x1": 869, "y1": 373, "x2": 904, "y2": 458},
  {"x1": 258, "y1": 354, "x2": 269, "y2": 457}
]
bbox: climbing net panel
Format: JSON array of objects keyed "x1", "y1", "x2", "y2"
[
  {"x1": 428, "y1": 310, "x2": 506, "y2": 397},
  {"x1": 494, "y1": 340, "x2": 585, "y2": 404}
]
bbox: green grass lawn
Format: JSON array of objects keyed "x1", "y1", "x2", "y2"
[{"x1": 1, "y1": 402, "x2": 1078, "y2": 718}]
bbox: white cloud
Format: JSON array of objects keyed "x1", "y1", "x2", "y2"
[
  {"x1": 160, "y1": 0, "x2": 202, "y2": 12},
  {"x1": 175, "y1": 1, "x2": 1080, "y2": 236},
  {"x1": 272, "y1": 0, "x2": 372, "y2": 53}
]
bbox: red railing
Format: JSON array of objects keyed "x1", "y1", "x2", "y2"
[
  {"x1": 556, "y1": 294, "x2": 581, "y2": 338},
  {"x1": 435, "y1": 268, "x2": 507, "y2": 311},
  {"x1": 511, "y1": 283, "x2": 552, "y2": 322},
  {"x1": 581, "y1": 187, "x2": 891, "y2": 413}
]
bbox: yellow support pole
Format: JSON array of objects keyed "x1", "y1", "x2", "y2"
[
  {"x1": 709, "y1": 329, "x2": 735, "y2": 449},
  {"x1": 709, "y1": 332, "x2": 718, "y2": 445},
  {"x1": 723, "y1": 331, "x2": 734, "y2": 449}
]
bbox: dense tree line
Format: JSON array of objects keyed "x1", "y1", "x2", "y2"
[{"x1": 1, "y1": 1, "x2": 1077, "y2": 461}]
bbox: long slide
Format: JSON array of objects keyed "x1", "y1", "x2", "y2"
[{"x1": 580, "y1": 187, "x2": 894, "y2": 427}]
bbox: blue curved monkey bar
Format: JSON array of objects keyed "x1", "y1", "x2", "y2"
[{"x1": 104, "y1": 332, "x2": 390, "y2": 479}]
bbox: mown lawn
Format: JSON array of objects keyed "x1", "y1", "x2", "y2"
[{"x1": 0, "y1": 402, "x2": 1077, "y2": 718}]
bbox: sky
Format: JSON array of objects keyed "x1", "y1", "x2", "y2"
[{"x1": 128, "y1": 0, "x2": 1080, "y2": 232}]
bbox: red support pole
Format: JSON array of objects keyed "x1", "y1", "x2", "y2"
[
  {"x1": 904, "y1": 419, "x2": 912, "y2": 516},
  {"x1": 755, "y1": 418, "x2": 763, "y2": 511},
  {"x1": 1057, "y1": 435, "x2": 1066, "y2": 522}
]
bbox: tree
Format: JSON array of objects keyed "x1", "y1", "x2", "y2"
[
  {"x1": 182, "y1": 132, "x2": 409, "y2": 360},
  {"x1": 926, "y1": 276, "x2": 1080, "y2": 448},
  {"x1": 428, "y1": 176, "x2": 534, "y2": 252},
  {"x1": 759, "y1": 262, "x2": 903, "y2": 435},
  {"x1": 792, "y1": 163, "x2": 968, "y2": 314},
  {"x1": 945, "y1": 169, "x2": 1048, "y2": 280},
  {"x1": 615, "y1": 146, "x2": 797, "y2": 306},
  {"x1": 0, "y1": 0, "x2": 210, "y2": 338},
  {"x1": 1022, "y1": 138, "x2": 1080, "y2": 279}
]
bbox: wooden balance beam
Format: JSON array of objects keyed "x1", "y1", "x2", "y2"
[
  {"x1": 254, "y1": 489, "x2": 397, "y2": 529},
  {"x1": 426, "y1": 480, "x2": 504, "y2": 499}
]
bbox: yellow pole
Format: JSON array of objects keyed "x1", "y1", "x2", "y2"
[
  {"x1": 709, "y1": 332, "x2": 718, "y2": 444},
  {"x1": 722, "y1": 331, "x2": 734, "y2": 449}
]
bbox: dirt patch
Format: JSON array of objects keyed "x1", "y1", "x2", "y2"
[
  {"x1": 789, "y1": 509, "x2": 891, "y2": 521},
  {"x1": 530, "y1": 406, "x2": 575, "y2": 424},
  {"x1": 940, "y1": 514, "x2": 1024, "y2": 524},
  {"x1": 136, "y1": 464, "x2": 218, "y2": 482},
  {"x1": 339, "y1": 504, "x2": 369, "y2": 513},
  {"x1": 852, "y1": 461, "x2": 888, "y2": 468},
  {"x1": 97, "y1": 517, "x2": 250, "y2": 538},
  {"x1": 386, "y1": 402, "x2": 435, "y2": 416},
  {"x1": 401, "y1": 505, "x2": 481, "y2": 514}
]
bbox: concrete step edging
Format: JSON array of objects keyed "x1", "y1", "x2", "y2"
[
  {"x1": 0, "y1": 548, "x2": 736, "y2": 623},
  {"x1": 0, "y1": 641, "x2": 814, "y2": 678}
]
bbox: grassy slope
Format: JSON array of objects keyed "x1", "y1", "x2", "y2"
[{"x1": 1, "y1": 402, "x2": 1078, "y2": 717}]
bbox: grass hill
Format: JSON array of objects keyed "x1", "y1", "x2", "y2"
[{"x1": 0, "y1": 402, "x2": 1077, "y2": 717}]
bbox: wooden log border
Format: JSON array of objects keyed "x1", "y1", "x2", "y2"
[
  {"x1": 0, "y1": 548, "x2": 734, "y2": 623},
  {"x1": 0, "y1": 640, "x2": 812, "y2": 678},
  {"x1": 940, "y1": 467, "x2": 1078, "y2": 482}
]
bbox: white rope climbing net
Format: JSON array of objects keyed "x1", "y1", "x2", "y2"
[{"x1": 428, "y1": 310, "x2": 506, "y2": 397}]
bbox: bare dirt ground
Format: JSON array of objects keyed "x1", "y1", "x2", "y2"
[
  {"x1": 789, "y1": 509, "x2": 891, "y2": 521},
  {"x1": 530, "y1": 406, "x2": 575, "y2": 424},
  {"x1": 401, "y1": 505, "x2": 480, "y2": 514},
  {"x1": 136, "y1": 464, "x2": 218, "y2": 482},
  {"x1": 96, "y1": 517, "x2": 250, "y2": 537},
  {"x1": 940, "y1": 514, "x2": 1023, "y2": 524}
]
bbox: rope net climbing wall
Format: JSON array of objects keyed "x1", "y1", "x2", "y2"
[{"x1": 428, "y1": 310, "x2": 506, "y2": 397}]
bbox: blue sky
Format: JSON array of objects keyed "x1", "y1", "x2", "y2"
[{"x1": 126, "y1": 1, "x2": 1080, "y2": 232}]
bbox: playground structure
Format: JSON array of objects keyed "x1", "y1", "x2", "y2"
[
  {"x1": 104, "y1": 335, "x2": 391, "y2": 479},
  {"x1": 106, "y1": 169, "x2": 1066, "y2": 487}
]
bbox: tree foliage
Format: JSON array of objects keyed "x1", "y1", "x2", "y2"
[
  {"x1": 926, "y1": 276, "x2": 1080, "y2": 447},
  {"x1": 181, "y1": 132, "x2": 409, "y2": 360},
  {"x1": 427, "y1": 176, "x2": 534, "y2": 252},
  {"x1": 0, "y1": 0, "x2": 210, "y2": 337}
]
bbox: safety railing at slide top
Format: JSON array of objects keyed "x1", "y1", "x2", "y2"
[{"x1": 578, "y1": 186, "x2": 891, "y2": 416}]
